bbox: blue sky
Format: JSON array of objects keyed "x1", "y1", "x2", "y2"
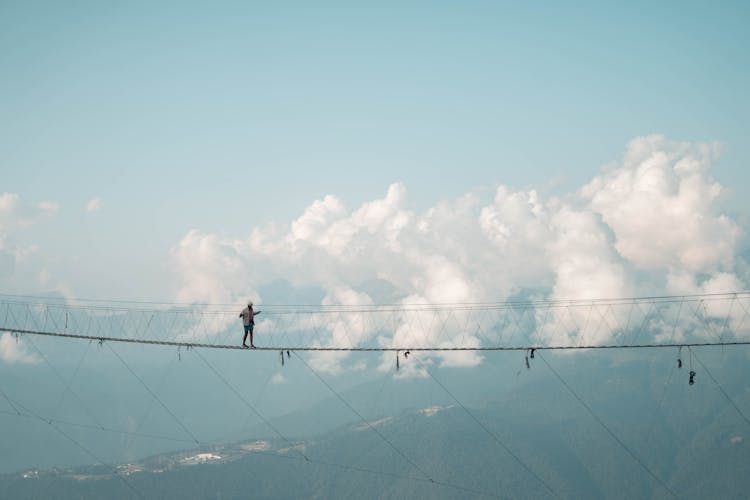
[
  {"x1": 2, "y1": 1, "x2": 750, "y2": 476},
  {"x1": 1, "y1": 0, "x2": 749, "y2": 301}
]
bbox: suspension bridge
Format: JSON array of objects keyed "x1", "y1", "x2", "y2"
[
  {"x1": 1, "y1": 291, "x2": 749, "y2": 353},
  {"x1": 2, "y1": 291, "x2": 750, "y2": 499}
]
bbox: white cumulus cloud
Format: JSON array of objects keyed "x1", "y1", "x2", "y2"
[
  {"x1": 0, "y1": 193, "x2": 58, "y2": 229},
  {"x1": 85, "y1": 198, "x2": 103, "y2": 212},
  {"x1": 171, "y1": 136, "x2": 746, "y2": 373},
  {"x1": 0, "y1": 193, "x2": 61, "y2": 287},
  {"x1": 582, "y1": 135, "x2": 738, "y2": 285},
  {"x1": 0, "y1": 333, "x2": 38, "y2": 365}
]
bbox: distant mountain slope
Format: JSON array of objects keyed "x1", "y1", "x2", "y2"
[{"x1": 4, "y1": 351, "x2": 750, "y2": 500}]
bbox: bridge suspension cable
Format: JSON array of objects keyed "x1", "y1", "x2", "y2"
[
  {"x1": 4, "y1": 291, "x2": 750, "y2": 498},
  {"x1": 2, "y1": 326, "x2": 750, "y2": 352},
  {"x1": 1, "y1": 291, "x2": 749, "y2": 352}
]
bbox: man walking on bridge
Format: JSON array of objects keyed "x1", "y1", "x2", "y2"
[{"x1": 240, "y1": 301, "x2": 261, "y2": 348}]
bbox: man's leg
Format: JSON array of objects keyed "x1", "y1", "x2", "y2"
[{"x1": 249, "y1": 325, "x2": 254, "y2": 347}]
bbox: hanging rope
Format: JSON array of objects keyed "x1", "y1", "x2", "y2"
[{"x1": 4, "y1": 326, "x2": 749, "y2": 353}]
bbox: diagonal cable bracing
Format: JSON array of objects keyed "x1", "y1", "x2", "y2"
[
  {"x1": 0, "y1": 404, "x2": 500, "y2": 498},
  {"x1": 3, "y1": 291, "x2": 750, "y2": 353},
  {"x1": 0, "y1": 407, "x2": 196, "y2": 444},
  {"x1": 291, "y1": 351, "x2": 431, "y2": 479},
  {"x1": 409, "y1": 353, "x2": 560, "y2": 499},
  {"x1": 50, "y1": 339, "x2": 94, "y2": 419},
  {"x1": 193, "y1": 349, "x2": 504, "y2": 497},
  {"x1": 107, "y1": 343, "x2": 200, "y2": 445},
  {"x1": 2, "y1": 390, "x2": 146, "y2": 500},
  {"x1": 291, "y1": 351, "x2": 502, "y2": 499},
  {"x1": 23, "y1": 335, "x2": 106, "y2": 430},
  {"x1": 690, "y1": 349, "x2": 750, "y2": 428},
  {"x1": 192, "y1": 348, "x2": 310, "y2": 461},
  {"x1": 0, "y1": 386, "x2": 22, "y2": 415},
  {"x1": 537, "y1": 352, "x2": 679, "y2": 499}
]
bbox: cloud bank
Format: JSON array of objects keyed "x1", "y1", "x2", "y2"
[
  {"x1": 171, "y1": 136, "x2": 746, "y2": 372},
  {"x1": 0, "y1": 333, "x2": 38, "y2": 365},
  {"x1": 85, "y1": 198, "x2": 103, "y2": 212},
  {"x1": 0, "y1": 193, "x2": 59, "y2": 285}
]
